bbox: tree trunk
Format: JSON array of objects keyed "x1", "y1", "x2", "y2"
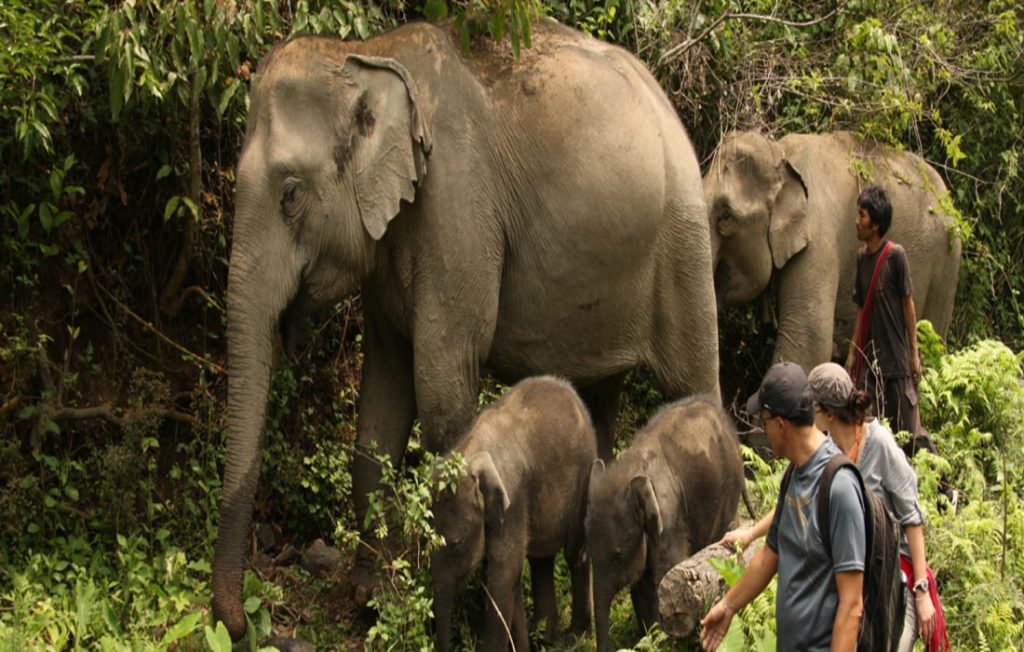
[{"x1": 657, "y1": 540, "x2": 762, "y2": 638}]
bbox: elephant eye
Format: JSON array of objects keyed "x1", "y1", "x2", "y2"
[
  {"x1": 280, "y1": 177, "x2": 301, "y2": 219},
  {"x1": 716, "y1": 211, "x2": 738, "y2": 236}
]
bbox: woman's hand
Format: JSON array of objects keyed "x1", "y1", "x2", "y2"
[{"x1": 916, "y1": 591, "x2": 936, "y2": 642}]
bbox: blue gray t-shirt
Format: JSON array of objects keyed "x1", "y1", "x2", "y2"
[
  {"x1": 845, "y1": 418, "x2": 924, "y2": 558},
  {"x1": 767, "y1": 438, "x2": 866, "y2": 651}
]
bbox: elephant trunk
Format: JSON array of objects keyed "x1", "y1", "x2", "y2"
[
  {"x1": 212, "y1": 221, "x2": 300, "y2": 641},
  {"x1": 433, "y1": 580, "x2": 455, "y2": 652},
  {"x1": 593, "y1": 585, "x2": 614, "y2": 652}
]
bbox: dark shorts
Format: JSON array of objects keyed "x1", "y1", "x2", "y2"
[{"x1": 867, "y1": 375, "x2": 936, "y2": 457}]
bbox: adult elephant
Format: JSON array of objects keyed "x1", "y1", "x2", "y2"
[
  {"x1": 213, "y1": 18, "x2": 720, "y2": 640},
  {"x1": 704, "y1": 130, "x2": 961, "y2": 371}
]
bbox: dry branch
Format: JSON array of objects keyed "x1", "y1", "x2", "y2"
[
  {"x1": 97, "y1": 283, "x2": 226, "y2": 374},
  {"x1": 658, "y1": 539, "x2": 761, "y2": 638},
  {"x1": 658, "y1": 0, "x2": 850, "y2": 67}
]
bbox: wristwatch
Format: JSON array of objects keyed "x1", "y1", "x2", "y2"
[{"x1": 913, "y1": 578, "x2": 930, "y2": 594}]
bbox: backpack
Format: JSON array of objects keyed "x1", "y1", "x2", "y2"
[{"x1": 780, "y1": 454, "x2": 904, "y2": 652}]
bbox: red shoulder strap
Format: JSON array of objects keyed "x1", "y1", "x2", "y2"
[{"x1": 853, "y1": 241, "x2": 894, "y2": 385}]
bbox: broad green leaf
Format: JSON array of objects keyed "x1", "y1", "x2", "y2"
[
  {"x1": 217, "y1": 79, "x2": 241, "y2": 118},
  {"x1": 204, "y1": 622, "x2": 233, "y2": 652},
  {"x1": 424, "y1": 0, "x2": 447, "y2": 22},
  {"x1": 39, "y1": 202, "x2": 53, "y2": 231},
  {"x1": 160, "y1": 612, "x2": 202, "y2": 646},
  {"x1": 53, "y1": 211, "x2": 73, "y2": 229},
  {"x1": 243, "y1": 596, "x2": 262, "y2": 613},
  {"x1": 520, "y1": 3, "x2": 532, "y2": 50},
  {"x1": 110, "y1": 66, "x2": 125, "y2": 121},
  {"x1": 453, "y1": 14, "x2": 467, "y2": 52},
  {"x1": 164, "y1": 196, "x2": 181, "y2": 221},
  {"x1": 181, "y1": 196, "x2": 200, "y2": 221},
  {"x1": 186, "y1": 19, "x2": 203, "y2": 66}
]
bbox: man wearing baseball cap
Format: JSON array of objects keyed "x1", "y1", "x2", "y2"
[{"x1": 701, "y1": 362, "x2": 867, "y2": 651}]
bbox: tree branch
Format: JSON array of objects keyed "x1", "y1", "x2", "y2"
[
  {"x1": 97, "y1": 283, "x2": 226, "y2": 374},
  {"x1": 659, "y1": 0, "x2": 850, "y2": 67}
]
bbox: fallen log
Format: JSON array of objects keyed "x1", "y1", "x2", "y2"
[{"x1": 657, "y1": 539, "x2": 761, "y2": 638}]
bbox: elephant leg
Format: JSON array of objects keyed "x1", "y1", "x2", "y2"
[
  {"x1": 643, "y1": 197, "x2": 722, "y2": 402},
  {"x1": 629, "y1": 570, "x2": 659, "y2": 635},
  {"x1": 529, "y1": 556, "x2": 557, "y2": 643},
  {"x1": 351, "y1": 306, "x2": 417, "y2": 605},
  {"x1": 412, "y1": 347, "x2": 488, "y2": 454},
  {"x1": 483, "y1": 533, "x2": 527, "y2": 652},
  {"x1": 483, "y1": 567, "x2": 524, "y2": 651},
  {"x1": 512, "y1": 577, "x2": 529, "y2": 652},
  {"x1": 567, "y1": 545, "x2": 591, "y2": 636},
  {"x1": 578, "y1": 372, "x2": 626, "y2": 460}
]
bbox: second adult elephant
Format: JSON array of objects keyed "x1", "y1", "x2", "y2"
[
  {"x1": 705, "y1": 131, "x2": 961, "y2": 371},
  {"x1": 213, "y1": 18, "x2": 720, "y2": 640}
]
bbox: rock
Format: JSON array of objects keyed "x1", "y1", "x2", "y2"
[{"x1": 300, "y1": 538, "x2": 341, "y2": 575}]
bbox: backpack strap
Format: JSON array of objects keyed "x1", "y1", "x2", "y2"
[
  {"x1": 817, "y1": 454, "x2": 874, "y2": 563},
  {"x1": 777, "y1": 461, "x2": 796, "y2": 511}
]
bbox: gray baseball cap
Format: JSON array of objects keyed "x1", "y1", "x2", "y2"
[
  {"x1": 745, "y1": 362, "x2": 814, "y2": 422},
  {"x1": 808, "y1": 362, "x2": 854, "y2": 409}
]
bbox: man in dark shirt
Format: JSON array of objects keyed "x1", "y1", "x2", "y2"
[{"x1": 845, "y1": 185, "x2": 936, "y2": 456}]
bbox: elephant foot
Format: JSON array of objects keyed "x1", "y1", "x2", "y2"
[{"x1": 351, "y1": 549, "x2": 381, "y2": 607}]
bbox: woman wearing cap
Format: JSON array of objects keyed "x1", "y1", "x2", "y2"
[{"x1": 719, "y1": 362, "x2": 948, "y2": 652}]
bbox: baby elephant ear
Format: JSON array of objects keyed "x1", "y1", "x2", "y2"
[
  {"x1": 468, "y1": 452, "x2": 510, "y2": 532},
  {"x1": 338, "y1": 54, "x2": 432, "y2": 241},
  {"x1": 630, "y1": 475, "x2": 664, "y2": 547}
]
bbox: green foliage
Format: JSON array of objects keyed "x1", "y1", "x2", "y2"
[
  {"x1": 0, "y1": 531, "x2": 280, "y2": 651},
  {"x1": 710, "y1": 557, "x2": 777, "y2": 652},
  {"x1": 914, "y1": 322, "x2": 1024, "y2": 648},
  {"x1": 2, "y1": 1, "x2": 1024, "y2": 649},
  {"x1": 0, "y1": 0, "x2": 101, "y2": 264},
  {"x1": 348, "y1": 440, "x2": 462, "y2": 650},
  {"x1": 918, "y1": 321, "x2": 1024, "y2": 495},
  {"x1": 546, "y1": 0, "x2": 633, "y2": 43},
  {"x1": 445, "y1": 0, "x2": 543, "y2": 57}
]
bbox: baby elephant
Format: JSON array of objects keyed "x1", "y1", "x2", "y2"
[
  {"x1": 431, "y1": 376, "x2": 597, "y2": 651},
  {"x1": 586, "y1": 396, "x2": 744, "y2": 652}
]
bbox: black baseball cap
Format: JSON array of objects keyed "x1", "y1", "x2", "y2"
[{"x1": 745, "y1": 362, "x2": 814, "y2": 422}]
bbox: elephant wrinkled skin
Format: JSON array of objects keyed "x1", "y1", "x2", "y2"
[
  {"x1": 213, "y1": 19, "x2": 720, "y2": 640},
  {"x1": 705, "y1": 131, "x2": 962, "y2": 371},
  {"x1": 586, "y1": 397, "x2": 743, "y2": 652},
  {"x1": 431, "y1": 377, "x2": 595, "y2": 651}
]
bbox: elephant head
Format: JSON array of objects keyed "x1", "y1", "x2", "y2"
[
  {"x1": 586, "y1": 460, "x2": 664, "y2": 652},
  {"x1": 430, "y1": 452, "x2": 510, "y2": 652},
  {"x1": 212, "y1": 44, "x2": 431, "y2": 640},
  {"x1": 704, "y1": 131, "x2": 809, "y2": 308}
]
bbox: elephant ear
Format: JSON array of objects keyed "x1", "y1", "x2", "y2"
[
  {"x1": 630, "y1": 475, "x2": 663, "y2": 554},
  {"x1": 338, "y1": 54, "x2": 432, "y2": 241},
  {"x1": 468, "y1": 452, "x2": 510, "y2": 533},
  {"x1": 588, "y1": 459, "x2": 606, "y2": 494},
  {"x1": 768, "y1": 157, "x2": 810, "y2": 269}
]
